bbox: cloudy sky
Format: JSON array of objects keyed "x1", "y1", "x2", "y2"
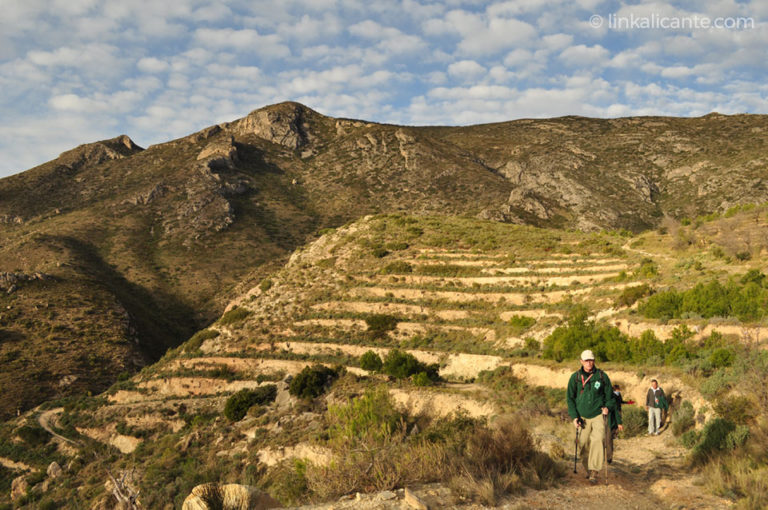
[{"x1": 0, "y1": 0, "x2": 766, "y2": 177}]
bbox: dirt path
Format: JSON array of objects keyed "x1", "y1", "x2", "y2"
[{"x1": 38, "y1": 407, "x2": 78, "y2": 445}]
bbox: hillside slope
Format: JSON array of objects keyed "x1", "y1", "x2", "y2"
[
  {"x1": 1, "y1": 102, "x2": 768, "y2": 418},
  {"x1": 3, "y1": 212, "x2": 767, "y2": 508}
]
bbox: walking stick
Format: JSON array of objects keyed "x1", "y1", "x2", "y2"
[
  {"x1": 573, "y1": 420, "x2": 581, "y2": 474},
  {"x1": 603, "y1": 414, "x2": 609, "y2": 484}
]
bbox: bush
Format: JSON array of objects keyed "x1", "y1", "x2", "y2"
[
  {"x1": 508, "y1": 315, "x2": 535, "y2": 335},
  {"x1": 223, "y1": 385, "x2": 277, "y2": 421},
  {"x1": 327, "y1": 386, "x2": 402, "y2": 444},
  {"x1": 185, "y1": 329, "x2": 219, "y2": 353},
  {"x1": 289, "y1": 365, "x2": 340, "y2": 399},
  {"x1": 709, "y1": 348, "x2": 734, "y2": 368},
  {"x1": 671, "y1": 400, "x2": 696, "y2": 436},
  {"x1": 680, "y1": 429, "x2": 700, "y2": 448},
  {"x1": 713, "y1": 395, "x2": 755, "y2": 425},
  {"x1": 372, "y1": 247, "x2": 389, "y2": 258},
  {"x1": 219, "y1": 307, "x2": 252, "y2": 327},
  {"x1": 380, "y1": 261, "x2": 412, "y2": 274},
  {"x1": 259, "y1": 279, "x2": 273, "y2": 292},
  {"x1": 16, "y1": 425, "x2": 48, "y2": 445},
  {"x1": 616, "y1": 284, "x2": 651, "y2": 307},
  {"x1": 382, "y1": 349, "x2": 438, "y2": 381},
  {"x1": 365, "y1": 314, "x2": 399, "y2": 338},
  {"x1": 542, "y1": 308, "x2": 629, "y2": 363},
  {"x1": 620, "y1": 406, "x2": 648, "y2": 437},
  {"x1": 689, "y1": 418, "x2": 748, "y2": 465},
  {"x1": 359, "y1": 350, "x2": 383, "y2": 372},
  {"x1": 412, "y1": 372, "x2": 433, "y2": 386}
]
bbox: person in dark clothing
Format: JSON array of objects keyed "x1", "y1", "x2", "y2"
[
  {"x1": 566, "y1": 349, "x2": 617, "y2": 484},
  {"x1": 606, "y1": 384, "x2": 634, "y2": 463}
]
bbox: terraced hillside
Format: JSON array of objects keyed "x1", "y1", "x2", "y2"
[
  {"x1": 3, "y1": 213, "x2": 768, "y2": 508},
  {"x1": 3, "y1": 103, "x2": 768, "y2": 421}
]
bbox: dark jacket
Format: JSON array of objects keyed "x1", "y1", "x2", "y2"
[
  {"x1": 646, "y1": 387, "x2": 668, "y2": 410},
  {"x1": 567, "y1": 367, "x2": 616, "y2": 421},
  {"x1": 609, "y1": 391, "x2": 628, "y2": 429}
]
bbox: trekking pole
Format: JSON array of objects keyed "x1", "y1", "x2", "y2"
[
  {"x1": 603, "y1": 414, "x2": 609, "y2": 485},
  {"x1": 573, "y1": 420, "x2": 581, "y2": 474}
]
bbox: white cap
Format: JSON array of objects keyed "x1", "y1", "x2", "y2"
[{"x1": 580, "y1": 349, "x2": 595, "y2": 361}]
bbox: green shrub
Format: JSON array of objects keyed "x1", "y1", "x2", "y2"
[
  {"x1": 380, "y1": 261, "x2": 413, "y2": 274},
  {"x1": 412, "y1": 372, "x2": 433, "y2": 386},
  {"x1": 690, "y1": 418, "x2": 738, "y2": 465},
  {"x1": 416, "y1": 264, "x2": 474, "y2": 277},
  {"x1": 671, "y1": 401, "x2": 696, "y2": 436},
  {"x1": 327, "y1": 386, "x2": 401, "y2": 444},
  {"x1": 16, "y1": 425, "x2": 48, "y2": 445},
  {"x1": 700, "y1": 368, "x2": 734, "y2": 400},
  {"x1": 507, "y1": 315, "x2": 535, "y2": 335},
  {"x1": 382, "y1": 349, "x2": 438, "y2": 381},
  {"x1": 289, "y1": 365, "x2": 340, "y2": 399},
  {"x1": 635, "y1": 258, "x2": 658, "y2": 278},
  {"x1": 384, "y1": 242, "x2": 409, "y2": 251},
  {"x1": 372, "y1": 247, "x2": 389, "y2": 258},
  {"x1": 616, "y1": 284, "x2": 651, "y2": 307},
  {"x1": 620, "y1": 405, "x2": 648, "y2": 437},
  {"x1": 219, "y1": 307, "x2": 252, "y2": 327},
  {"x1": 709, "y1": 348, "x2": 734, "y2": 368},
  {"x1": 185, "y1": 329, "x2": 219, "y2": 352},
  {"x1": 359, "y1": 350, "x2": 383, "y2": 372},
  {"x1": 713, "y1": 395, "x2": 755, "y2": 425},
  {"x1": 365, "y1": 314, "x2": 399, "y2": 337},
  {"x1": 542, "y1": 308, "x2": 629, "y2": 363},
  {"x1": 680, "y1": 429, "x2": 700, "y2": 448},
  {"x1": 224, "y1": 385, "x2": 277, "y2": 421},
  {"x1": 259, "y1": 279, "x2": 273, "y2": 292}
]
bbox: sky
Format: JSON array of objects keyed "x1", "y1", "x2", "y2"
[{"x1": 0, "y1": 0, "x2": 766, "y2": 177}]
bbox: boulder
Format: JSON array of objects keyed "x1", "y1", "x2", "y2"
[
  {"x1": 11, "y1": 475, "x2": 28, "y2": 501},
  {"x1": 182, "y1": 483, "x2": 281, "y2": 510},
  {"x1": 47, "y1": 460, "x2": 63, "y2": 479}
]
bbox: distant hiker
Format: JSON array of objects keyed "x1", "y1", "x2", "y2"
[
  {"x1": 606, "y1": 384, "x2": 633, "y2": 464},
  {"x1": 567, "y1": 350, "x2": 616, "y2": 484},
  {"x1": 646, "y1": 379, "x2": 668, "y2": 435}
]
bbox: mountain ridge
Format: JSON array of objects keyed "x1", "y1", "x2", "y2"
[{"x1": 0, "y1": 101, "x2": 767, "y2": 419}]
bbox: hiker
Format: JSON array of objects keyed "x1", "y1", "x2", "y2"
[
  {"x1": 606, "y1": 384, "x2": 633, "y2": 464},
  {"x1": 646, "y1": 379, "x2": 668, "y2": 435},
  {"x1": 567, "y1": 349, "x2": 616, "y2": 484}
]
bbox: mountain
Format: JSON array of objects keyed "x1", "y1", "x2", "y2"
[{"x1": 1, "y1": 102, "x2": 768, "y2": 419}]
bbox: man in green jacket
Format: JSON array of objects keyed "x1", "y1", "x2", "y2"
[{"x1": 567, "y1": 349, "x2": 617, "y2": 483}]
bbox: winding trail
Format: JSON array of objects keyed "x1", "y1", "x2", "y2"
[{"x1": 38, "y1": 407, "x2": 79, "y2": 445}]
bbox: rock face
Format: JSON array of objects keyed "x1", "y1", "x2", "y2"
[
  {"x1": 11, "y1": 475, "x2": 28, "y2": 501},
  {"x1": 181, "y1": 483, "x2": 281, "y2": 510},
  {"x1": 47, "y1": 461, "x2": 63, "y2": 479},
  {"x1": 229, "y1": 102, "x2": 309, "y2": 149}
]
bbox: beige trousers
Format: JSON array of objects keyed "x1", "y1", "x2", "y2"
[{"x1": 579, "y1": 414, "x2": 605, "y2": 472}]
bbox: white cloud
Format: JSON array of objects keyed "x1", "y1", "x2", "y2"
[
  {"x1": 194, "y1": 28, "x2": 291, "y2": 58},
  {"x1": 137, "y1": 57, "x2": 169, "y2": 73},
  {"x1": 558, "y1": 44, "x2": 610, "y2": 67},
  {"x1": 447, "y1": 60, "x2": 486, "y2": 81}
]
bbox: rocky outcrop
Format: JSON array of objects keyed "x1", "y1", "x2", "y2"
[
  {"x1": 0, "y1": 214, "x2": 24, "y2": 225},
  {"x1": 11, "y1": 475, "x2": 28, "y2": 501},
  {"x1": 182, "y1": 484, "x2": 281, "y2": 510},
  {"x1": 58, "y1": 135, "x2": 142, "y2": 172},
  {"x1": 229, "y1": 102, "x2": 309, "y2": 149},
  {"x1": 0, "y1": 271, "x2": 52, "y2": 294}
]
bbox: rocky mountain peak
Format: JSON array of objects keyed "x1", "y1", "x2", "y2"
[
  {"x1": 227, "y1": 101, "x2": 319, "y2": 150},
  {"x1": 57, "y1": 135, "x2": 143, "y2": 170}
]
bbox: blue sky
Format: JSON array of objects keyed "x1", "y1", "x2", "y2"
[{"x1": 0, "y1": 0, "x2": 766, "y2": 177}]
